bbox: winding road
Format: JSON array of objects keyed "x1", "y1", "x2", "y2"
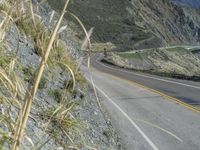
[{"x1": 82, "y1": 53, "x2": 200, "y2": 150}]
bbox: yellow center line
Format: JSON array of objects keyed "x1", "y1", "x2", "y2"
[{"x1": 94, "y1": 68, "x2": 200, "y2": 114}]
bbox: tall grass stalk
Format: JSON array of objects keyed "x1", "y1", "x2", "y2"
[
  {"x1": 11, "y1": 0, "x2": 70, "y2": 149},
  {"x1": 68, "y1": 11, "x2": 102, "y2": 111}
]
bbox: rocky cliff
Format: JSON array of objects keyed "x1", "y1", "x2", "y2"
[{"x1": 129, "y1": 0, "x2": 200, "y2": 46}]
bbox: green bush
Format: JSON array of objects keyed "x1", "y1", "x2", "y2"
[
  {"x1": 38, "y1": 76, "x2": 48, "y2": 89},
  {"x1": 48, "y1": 89, "x2": 63, "y2": 103},
  {"x1": 22, "y1": 67, "x2": 33, "y2": 82}
]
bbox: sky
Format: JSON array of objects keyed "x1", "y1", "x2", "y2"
[{"x1": 173, "y1": 0, "x2": 200, "y2": 8}]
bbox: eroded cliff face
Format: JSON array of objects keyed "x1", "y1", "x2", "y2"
[
  {"x1": 129, "y1": 0, "x2": 200, "y2": 45},
  {"x1": 48, "y1": 0, "x2": 200, "y2": 50}
]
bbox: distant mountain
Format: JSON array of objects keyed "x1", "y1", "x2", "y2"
[
  {"x1": 128, "y1": 0, "x2": 200, "y2": 46},
  {"x1": 173, "y1": 0, "x2": 200, "y2": 9},
  {"x1": 49, "y1": 0, "x2": 200, "y2": 50}
]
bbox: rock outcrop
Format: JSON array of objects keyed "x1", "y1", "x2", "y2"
[
  {"x1": 129, "y1": 0, "x2": 200, "y2": 45},
  {"x1": 105, "y1": 48, "x2": 200, "y2": 79}
]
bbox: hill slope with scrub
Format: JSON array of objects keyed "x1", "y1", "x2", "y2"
[
  {"x1": 0, "y1": 1, "x2": 120, "y2": 149},
  {"x1": 49, "y1": 0, "x2": 200, "y2": 51}
]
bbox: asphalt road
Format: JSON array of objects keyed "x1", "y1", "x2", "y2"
[
  {"x1": 92, "y1": 54, "x2": 200, "y2": 109},
  {"x1": 82, "y1": 53, "x2": 200, "y2": 150}
]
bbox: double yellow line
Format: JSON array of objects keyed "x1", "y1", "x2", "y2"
[
  {"x1": 102, "y1": 71, "x2": 200, "y2": 113},
  {"x1": 130, "y1": 79, "x2": 200, "y2": 113},
  {"x1": 93, "y1": 55, "x2": 200, "y2": 113}
]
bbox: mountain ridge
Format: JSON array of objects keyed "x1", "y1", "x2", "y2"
[{"x1": 48, "y1": 0, "x2": 200, "y2": 51}]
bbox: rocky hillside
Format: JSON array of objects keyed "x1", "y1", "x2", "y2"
[
  {"x1": 129, "y1": 0, "x2": 200, "y2": 46},
  {"x1": 49, "y1": 0, "x2": 200, "y2": 51},
  {"x1": 0, "y1": 1, "x2": 120, "y2": 149},
  {"x1": 105, "y1": 47, "x2": 200, "y2": 80}
]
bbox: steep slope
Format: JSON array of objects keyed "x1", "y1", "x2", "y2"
[
  {"x1": 0, "y1": 1, "x2": 120, "y2": 149},
  {"x1": 106, "y1": 47, "x2": 200, "y2": 79},
  {"x1": 49, "y1": 0, "x2": 200, "y2": 50},
  {"x1": 48, "y1": 0, "x2": 163, "y2": 51},
  {"x1": 129, "y1": 0, "x2": 200, "y2": 45}
]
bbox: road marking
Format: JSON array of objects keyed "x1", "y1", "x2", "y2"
[
  {"x1": 84, "y1": 68, "x2": 184, "y2": 143},
  {"x1": 94, "y1": 84, "x2": 159, "y2": 150},
  {"x1": 90, "y1": 57, "x2": 200, "y2": 113},
  {"x1": 96, "y1": 59, "x2": 200, "y2": 90},
  {"x1": 96, "y1": 68, "x2": 200, "y2": 113}
]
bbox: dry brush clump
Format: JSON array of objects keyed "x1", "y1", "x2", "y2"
[
  {"x1": 0, "y1": 0, "x2": 90, "y2": 149},
  {"x1": 0, "y1": 45, "x2": 26, "y2": 149}
]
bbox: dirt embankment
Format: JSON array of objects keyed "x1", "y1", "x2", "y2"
[{"x1": 104, "y1": 48, "x2": 200, "y2": 81}]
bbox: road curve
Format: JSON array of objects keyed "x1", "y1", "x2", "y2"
[
  {"x1": 82, "y1": 53, "x2": 200, "y2": 150},
  {"x1": 92, "y1": 54, "x2": 200, "y2": 110}
]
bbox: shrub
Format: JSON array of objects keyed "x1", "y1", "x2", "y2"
[
  {"x1": 38, "y1": 75, "x2": 48, "y2": 89},
  {"x1": 48, "y1": 89, "x2": 63, "y2": 103}
]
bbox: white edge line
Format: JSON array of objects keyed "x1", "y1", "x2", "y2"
[
  {"x1": 85, "y1": 77, "x2": 159, "y2": 150},
  {"x1": 96, "y1": 58, "x2": 200, "y2": 90},
  {"x1": 96, "y1": 85, "x2": 159, "y2": 150},
  {"x1": 85, "y1": 66, "x2": 183, "y2": 143}
]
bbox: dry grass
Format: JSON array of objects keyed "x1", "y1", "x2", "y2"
[
  {"x1": 12, "y1": 1, "x2": 71, "y2": 149},
  {"x1": 40, "y1": 101, "x2": 80, "y2": 148},
  {"x1": 0, "y1": 50, "x2": 25, "y2": 150},
  {"x1": 0, "y1": 0, "x2": 87, "y2": 149},
  {"x1": 67, "y1": 11, "x2": 103, "y2": 112},
  {"x1": 0, "y1": 0, "x2": 101, "y2": 149}
]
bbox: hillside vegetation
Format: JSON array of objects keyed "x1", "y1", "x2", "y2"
[
  {"x1": 0, "y1": 0, "x2": 119, "y2": 149},
  {"x1": 105, "y1": 48, "x2": 200, "y2": 80},
  {"x1": 49, "y1": 0, "x2": 200, "y2": 51}
]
